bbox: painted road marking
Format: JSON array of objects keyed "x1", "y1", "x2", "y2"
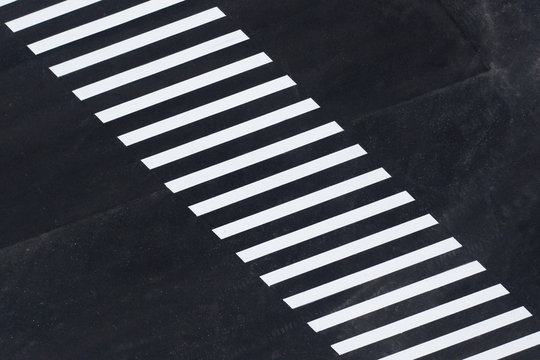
[
  {"x1": 49, "y1": 8, "x2": 225, "y2": 77},
  {"x1": 164, "y1": 122, "x2": 343, "y2": 192},
  {"x1": 261, "y1": 215, "x2": 439, "y2": 286},
  {"x1": 73, "y1": 30, "x2": 249, "y2": 100},
  {"x1": 463, "y1": 330, "x2": 540, "y2": 360},
  {"x1": 189, "y1": 145, "x2": 365, "y2": 216},
  {"x1": 213, "y1": 168, "x2": 391, "y2": 239},
  {"x1": 3, "y1": 2, "x2": 537, "y2": 357},
  {"x1": 331, "y1": 284, "x2": 509, "y2": 355},
  {"x1": 237, "y1": 191, "x2": 416, "y2": 263},
  {"x1": 95, "y1": 53, "x2": 272, "y2": 122},
  {"x1": 119, "y1": 76, "x2": 296, "y2": 145},
  {"x1": 143, "y1": 99, "x2": 319, "y2": 169},
  {"x1": 6, "y1": 0, "x2": 101, "y2": 32},
  {"x1": 308, "y1": 261, "x2": 486, "y2": 332},
  {"x1": 0, "y1": 0, "x2": 17, "y2": 8},
  {"x1": 283, "y1": 238, "x2": 461, "y2": 309},
  {"x1": 28, "y1": 0, "x2": 187, "y2": 54},
  {"x1": 378, "y1": 307, "x2": 532, "y2": 360}
]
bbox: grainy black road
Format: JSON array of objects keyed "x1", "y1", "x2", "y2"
[{"x1": 0, "y1": 0, "x2": 538, "y2": 359}]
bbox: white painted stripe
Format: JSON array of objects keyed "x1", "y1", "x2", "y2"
[
  {"x1": 283, "y1": 238, "x2": 461, "y2": 309},
  {"x1": 6, "y1": 0, "x2": 101, "y2": 32},
  {"x1": 236, "y1": 191, "x2": 416, "y2": 263},
  {"x1": 119, "y1": 76, "x2": 296, "y2": 145},
  {"x1": 332, "y1": 284, "x2": 509, "y2": 355},
  {"x1": 332, "y1": 285, "x2": 508, "y2": 355},
  {"x1": 463, "y1": 331, "x2": 540, "y2": 360},
  {"x1": 28, "y1": 0, "x2": 187, "y2": 54},
  {"x1": 0, "y1": 0, "x2": 17, "y2": 8},
  {"x1": 73, "y1": 31, "x2": 249, "y2": 100},
  {"x1": 309, "y1": 261, "x2": 486, "y2": 332},
  {"x1": 189, "y1": 145, "x2": 366, "y2": 216},
  {"x1": 378, "y1": 307, "x2": 532, "y2": 360},
  {"x1": 49, "y1": 8, "x2": 224, "y2": 77},
  {"x1": 164, "y1": 122, "x2": 343, "y2": 193},
  {"x1": 261, "y1": 215, "x2": 439, "y2": 286},
  {"x1": 96, "y1": 53, "x2": 272, "y2": 122},
  {"x1": 214, "y1": 168, "x2": 391, "y2": 239},
  {"x1": 143, "y1": 99, "x2": 319, "y2": 169}
]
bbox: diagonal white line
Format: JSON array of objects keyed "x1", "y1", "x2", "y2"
[
  {"x1": 164, "y1": 122, "x2": 343, "y2": 193},
  {"x1": 261, "y1": 214, "x2": 439, "y2": 286},
  {"x1": 282, "y1": 237, "x2": 461, "y2": 309},
  {"x1": 309, "y1": 261, "x2": 485, "y2": 332},
  {"x1": 73, "y1": 30, "x2": 249, "y2": 100},
  {"x1": 143, "y1": 99, "x2": 319, "y2": 169},
  {"x1": 6, "y1": 0, "x2": 101, "y2": 32},
  {"x1": 49, "y1": 8, "x2": 224, "y2": 77},
  {"x1": 237, "y1": 191, "x2": 416, "y2": 263},
  {"x1": 28, "y1": 0, "x2": 187, "y2": 54},
  {"x1": 378, "y1": 307, "x2": 532, "y2": 360},
  {"x1": 462, "y1": 330, "x2": 540, "y2": 360},
  {"x1": 213, "y1": 168, "x2": 391, "y2": 239},
  {"x1": 331, "y1": 284, "x2": 508, "y2": 355},
  {"x1": 0, "y1": 0, "x2": 18, "y2": 8},
  {"x1": 189, "y1": 145, "x2": 365, "y2": 216},
  {"x1": 118, "y1": 76, "x2": 296, "y2": 144},
  {"x1": 95, "y1": 53, "x2": 272, "y2": 122}
]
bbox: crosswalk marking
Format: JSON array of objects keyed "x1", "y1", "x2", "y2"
[
  {"x1": 119, "y1": 75, "x2": 296, "y2": 145},
  {"x1": 95, "y1": 53, "x2": 272, "y2": 122},
  {"x1": 27, "y1": 0, "x2": 188, "y2": 55},
  {"x1": 379, "y1": 307, "x2": 532, "y2": 360},
  {"x1": 6, "y1": 0, "x2": 101, "y2": 32},
  {"x1": 0, "y1": 0, "x2": 17, "y2": 8},
  {"x1": 213, "y1": 168, "x2": 391, "y2": 239},
  {"x1": 308, "y1": 261, "x2": 486, "y2": 332},
  {"x1": 236, "y1": 191, "x2": 416, "y2": 263},
  {"x1": 260, "y1": 215, "x2": 439, "y2": 286},
  {"x1": 463, "y1": 330, "x2": 540, "y2": 360},
  {"x1": 189, "y1": 145, "x2": 365, "y2": 216},
  {"x1": 142, "y1": 99, "x2": 319, "y2": 169},
  {"x1": 3, "y1": 2, "x2": 537, "y2": 357},
  {"x1": 283, "y1": 238, "x2": 461, "y2": 309},
  {"x1": 331, "y1": 284, "x2": 509, "y2": 355},
  {"x1": 49, "y1": 8, "x2": 225, "y2": 77},
  {"x1": 164, "y1": 122, "x2": 343, "y2": 192},
  {"x1": 73, "y1": 30, "x2": 249, "y2": 100}
]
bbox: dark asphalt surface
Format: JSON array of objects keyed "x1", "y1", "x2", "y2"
[{"x1": 0, "y1": 0, "x2": 538, "y2": 359}]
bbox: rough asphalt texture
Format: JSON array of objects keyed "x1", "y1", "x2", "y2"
[{"x1": 0, "y1": 0, "x2": 538, "y2": 359}]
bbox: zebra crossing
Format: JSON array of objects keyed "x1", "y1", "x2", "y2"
[
  {"x1": 27, "y1": 0, "x2": 187, "y2": 54},
  {"x1": 5, "y1": 0, "x2": 101, "y2": 32},
  {"x1": 72, "y1": 30, "x2": 250, "y2": 100},
  {"x1": 0, "y1": 1, "x2": 16, "y2": 9},
  {"x1": 2, "y1": 1, "x2": 539, "y2": 358}
]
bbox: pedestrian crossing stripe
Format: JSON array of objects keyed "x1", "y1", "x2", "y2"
[{"x1": 3, "y1": 1, "x2": 538, "y2": 358}]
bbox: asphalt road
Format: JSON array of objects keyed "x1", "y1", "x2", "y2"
[{"x1": 0, "y1": 0, "x2": 538, "y2": 359}]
